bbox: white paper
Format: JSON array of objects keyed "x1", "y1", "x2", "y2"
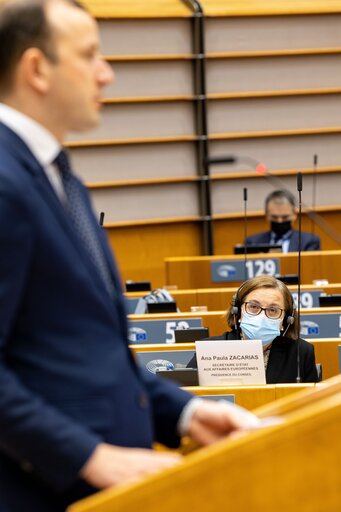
[{"x1": 195, "y1": 339, "x2": 266, "y2": 386}]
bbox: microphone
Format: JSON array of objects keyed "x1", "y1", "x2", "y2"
[
  {"x1": 99, "y1": 211, "x2": 105, "y2": 227},
  {"x1": 205, "y1": 154, "x2": 267, "y2": 175},
  {"x1": 243, "y1": 187, "x2": 248, "y2": 280},
  {"x1": 296, "y1": 172, "x2": 302, "y2": 383}
]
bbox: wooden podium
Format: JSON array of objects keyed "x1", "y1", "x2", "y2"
[{"x1": 68, "y1": 375, "x2": 341, "y2": 512}]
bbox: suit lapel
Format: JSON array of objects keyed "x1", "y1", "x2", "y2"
[
  {"x1": 288, "y1": 231, "x2": 298, "y2": 252},
  {"x1": 0, "y1": 123, "x2": 118, "y2": 304}
]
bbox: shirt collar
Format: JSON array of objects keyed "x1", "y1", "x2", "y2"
[{"x1": 0, "y1": 103, "x2": 61, "y2": 167}]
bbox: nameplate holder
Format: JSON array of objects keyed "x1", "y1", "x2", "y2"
[{"x1": 195, "y1": 339, "x2": 266, "y2": 386}]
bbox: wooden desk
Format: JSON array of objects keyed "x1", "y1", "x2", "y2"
[
  {"x1": 68, "y1": 375, "x2": 341, "y2": 512},
  {"x1": 184, "y1": 384, "x2": 315, "y2": 410},
  {"x1": 131, "y1": 338, "x2": 341, "y2": 380},
  {"x1": 129, "y1": 306, "x2": 341, "y2": 339},
  {"x1": 165, "y1": 250, "x2": 341, "y2": 289},
  {"x1": 126, "y1": 282, "x2": 341, "y2": 312}
]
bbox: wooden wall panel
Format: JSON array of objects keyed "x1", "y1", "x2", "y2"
[
  {"x1": 91, "y1": 182, "x2": 200, "y2": 223},
  {"x1": 97, "y1": 18, "x2": 192, "y2": 55},
  {"x1": 108, "y1": 222, "x2": 202, "y2": 286},
  {"x1": 207, "y1": 54, "x2": 341, "y2": 94},
  {"x1": 208, "y1": 133, "x2": 341, "y2": 173},
  {"x1": 208, "y1": 95, "x2": 341, "y2": 135},
  {"x1": 84, "y1": 1, "x2": 190, "y2": 19},
  {"x1": 105, "y1": 60, "x2": 193, "y2": 98},
  {"x1": 71, "y1": 141, "x2": 197, "y2": 183},
  {"x1": 67, "y1": 102, "x2": 195, "y2": 143},
  {"x1": 205, "y1": 14, "x2": 341, "y2": 52}
]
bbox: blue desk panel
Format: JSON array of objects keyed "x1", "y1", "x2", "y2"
[{"x1": 128, "y1": 318, "x2": 202, "y2": 344}]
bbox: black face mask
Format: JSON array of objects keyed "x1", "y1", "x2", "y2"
[{"x1": 271, "y1": 220, "x2": 292, "y2": 237}]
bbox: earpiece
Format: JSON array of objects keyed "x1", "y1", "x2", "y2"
[
  {"x1": 285, "y1": 293, "x2": 296, "y2": 326},
  {"x1": 282, "y1": 295, "x2": 296, "y2": 336},
  {"x1": 230, "y1": 282, "x2": 250, "y2": 330},
  {"x1": 230, "y1": 294, "x2": 239, "y2": 316},
  {"x1": 286, "y1": 315, "x2": 295, "y2": 325}
]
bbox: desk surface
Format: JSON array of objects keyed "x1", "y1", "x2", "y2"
[
  {"x1": 131, "y1": 338, "x2": 341, "y2": 380},
  {"x1": 126, "y1": 282, "x2": 341, "y2": 312},
  {"x1": 165, "y1": 250, "x2": 341, "y2": 289}
]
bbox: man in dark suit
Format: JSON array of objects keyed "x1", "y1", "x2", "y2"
[
  {"x1": 0, "y1": 1, "x2": 257, "y2": 511},
  {"x1": 246, "y1": 190, "x2": 320, "y2": 252}
]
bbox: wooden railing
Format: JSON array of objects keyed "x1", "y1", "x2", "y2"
[
  {"x1": 165, "y1": 250, "x2": 341, "y2": 288},
  {"x1": 131, "y1": 338, "x2": 341, "y2": 380}
]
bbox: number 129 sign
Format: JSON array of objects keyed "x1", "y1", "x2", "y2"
[{"x1": 211, "y1": 258, "x2": 279, "y2": 283}]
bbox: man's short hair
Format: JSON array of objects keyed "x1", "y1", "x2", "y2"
[
  {"x1": 0, "y1": 0, "x2": 84, "y2": 95},
  {"x1": 265, "y1": 189, "x2": 296, "y2": 212}
]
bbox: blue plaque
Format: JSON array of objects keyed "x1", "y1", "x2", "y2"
[
  {"x1": 136, "y1": 350, "x2": 195, "y2": 373},
  {"x1": 211, "y1": 258, "x2": 280, "y2": 283},
  {"x1": 128, "y1": 318, "x2": 202, "y2": 344},
  {"x1": 300, "y1": 313, "x2": 341, "y2": 338},
  {"x1": 291, "y1": 290, "x2": 322, "y2": 309}
]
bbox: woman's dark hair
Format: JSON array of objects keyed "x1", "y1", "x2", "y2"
[{"x1": 227, "y1": 275, "x2": 298, "y2": 340}]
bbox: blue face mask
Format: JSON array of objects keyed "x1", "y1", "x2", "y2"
[{"x1": 240, "y1": 311, "x2": 281, "y2": 346}]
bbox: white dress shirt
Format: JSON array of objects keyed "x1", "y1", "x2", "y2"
[
  {"x1": 270, "y1": 230, "x2": 292, "y2": 253},
  {"x1": 0, "y1": 103, "x2": 65, "y2": 200}
]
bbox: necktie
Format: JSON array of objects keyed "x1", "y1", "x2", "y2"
[
  {"x1": 54, "y1": 150, "x2": 114, "y2": 295},
  {"x1": 274, "y1": 234, "x2": 283, "y2": 244}
]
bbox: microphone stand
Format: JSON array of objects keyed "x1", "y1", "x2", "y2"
[
  {"x1": 311, "y1": 154, "x2": 318, "y2": 236},
  {"x1": 243, "y1": 188, "x2": 248, "y2": 280},
  {"x1": 296, "y1": 172, "x2": 302, "y2": 383}
]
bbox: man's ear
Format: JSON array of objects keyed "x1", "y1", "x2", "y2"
[{"x1": 19, "y1": 47, "x2": 54, "y2": 94}]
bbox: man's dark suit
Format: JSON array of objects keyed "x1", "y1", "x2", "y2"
[
  {"x1": 187, "y1": 331, "x2": 318, "y2": 384},
  {"x1": 0, "y1": 123, "x2": 191, "y2": 511},
  {"x1": 246, "y1": 230, "x2": 320, "y2": 252}
]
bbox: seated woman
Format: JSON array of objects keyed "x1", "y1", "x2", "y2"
[{"x1": 187, "y1": 275, "x2": 318, "y2": 383}]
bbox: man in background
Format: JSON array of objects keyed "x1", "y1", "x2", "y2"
[
  {"x1": 246, "y1": 190, "x2": 321, "y2": 252},
  {"x1": 0, "y1": 1, "x2": 257, "y2": 511}
]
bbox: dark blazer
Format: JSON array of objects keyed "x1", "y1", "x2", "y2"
[
  {"x1": 246, "y1": 229, "x2": 320, "y2": 252},
  {"x1": 187, "y1": 331, "x2": 318, "y2": 384},
  {"x1": 0, "y1": 123, "x2": 191, "y2": 512}
]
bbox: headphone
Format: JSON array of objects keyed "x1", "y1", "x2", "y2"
[{"x1": 230, "y1": 279, "x2": 295, "y2": 335}]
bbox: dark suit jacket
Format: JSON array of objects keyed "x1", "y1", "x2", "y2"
[
  {"x1": 246, "y1": 229, "x2": 320, "y2": 252},
  {"x1": 0, "y1": 123, "x2": 191, "y2": 512},
  {"x1": 187, "y1": 331, "x2": 318, "y2": 384}
]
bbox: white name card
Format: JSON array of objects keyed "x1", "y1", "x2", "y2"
[{"x1": 195, "y1": 339, "x2": 266, "y2": 386}]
